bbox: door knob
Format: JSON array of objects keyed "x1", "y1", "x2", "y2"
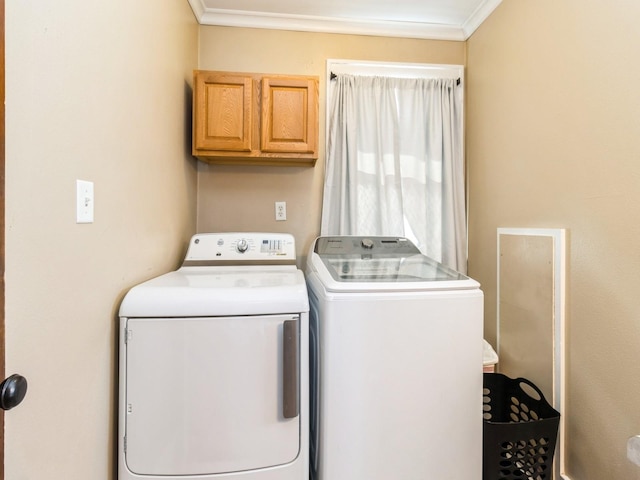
[{"x1": 0, "y1": 374, "x2": 27, "y2": 410}]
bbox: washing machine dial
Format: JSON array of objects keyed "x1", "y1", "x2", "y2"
[
  {"x1": 361, "y1": 238, "x2": 374, "y2": 249},
  {"x1": 236, "y1": 239, "x2": 249, "y2": 253}
]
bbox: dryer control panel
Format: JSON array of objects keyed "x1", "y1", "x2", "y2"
[{"x1": 183, "y1": 232, "x2": 297, "y2": 265}]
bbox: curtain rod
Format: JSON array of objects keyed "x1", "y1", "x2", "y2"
[{"x1": 330, "y1": 72, "x2": 461, "y2": 86}]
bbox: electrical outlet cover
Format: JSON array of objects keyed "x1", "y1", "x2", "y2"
[{"x1": 275, "y1": 201, "x2": 286, "y2": 221}]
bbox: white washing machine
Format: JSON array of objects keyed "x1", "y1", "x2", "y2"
[
  {"x1": 118, "y1": 233, "x2": 309, "y2": 480},
  {"x1": 306, "y1": 236, "x2": 483, "y2": 480}
]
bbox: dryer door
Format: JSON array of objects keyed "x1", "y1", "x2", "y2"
[{"x1": 123, "y1": 314, "x2": 301, "y2": 476}]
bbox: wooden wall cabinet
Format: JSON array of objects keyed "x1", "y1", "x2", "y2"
[{"x1": 193, "y1": 70, "x2": 319, "y2": 166}]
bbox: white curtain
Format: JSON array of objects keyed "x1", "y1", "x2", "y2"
[{"x1": 321, "y1": 73, "x2": 467, "y2": 272}]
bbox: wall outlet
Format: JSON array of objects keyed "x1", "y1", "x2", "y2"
[{"x1": 275, "y1": 201, "x2": 287, "y2": 221}]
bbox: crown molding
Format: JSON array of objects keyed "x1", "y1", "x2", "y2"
[
  {"x1": 462, "y1": 0, "x2": 503, "y2": 38},
  {"x1": 188, "y1": 0, "x2": 206, "y2": 21},
  {"x1": 188, "y1": 0, "x2": 501, "y2": 41}
]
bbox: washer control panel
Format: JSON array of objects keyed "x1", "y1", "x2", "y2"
[
  {"x1": 183, "y1": 232, "x2": 297, "y2": 265},
  {"x1": 314, "y1": 236, "x2": 421, "y2": 256}
]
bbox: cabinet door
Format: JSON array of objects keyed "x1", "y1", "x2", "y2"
[
  {"x1": 261, "y1": 76, "x2": 318, "y2": 155},
  {"x1": 194, "y1": 72, "x2": 253, "y2": 152}
]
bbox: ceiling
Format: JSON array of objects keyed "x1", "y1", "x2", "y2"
[{"x1": 188, "y1": 0, "x2": 502, "y2": 41}]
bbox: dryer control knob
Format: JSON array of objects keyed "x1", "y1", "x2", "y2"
[
  {"x1": 361, "y1": 238, "x2": 374, "y2": 249},
  {"x1": 236, "y1": 239, "x2": 249, "y2": 253}
]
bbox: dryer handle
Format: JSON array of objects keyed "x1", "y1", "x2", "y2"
[{"x1": 282, "y1": 319, "x2": 299, "y2": 419}]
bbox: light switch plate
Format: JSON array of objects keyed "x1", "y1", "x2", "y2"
[
  {"x1": 76, "y1": 180, "x2": 94, "y2": 224},
  {"x1": 628, "y1": 436, "x2": 640, "y2": 466}
]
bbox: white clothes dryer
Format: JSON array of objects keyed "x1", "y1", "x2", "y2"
[
  {"x1": 118, "y1": 233, "x2": 309, "y2": 480},
  {"x1": 306, "y1": 236, "x2": 483, "y2": 480}
]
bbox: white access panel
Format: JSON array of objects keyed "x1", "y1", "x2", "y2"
[{"x1": 123, "y1": 314, "x2": 301, "y2": 476}]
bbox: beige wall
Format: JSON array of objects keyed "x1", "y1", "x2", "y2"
[
  {"x1": 7, "y1": 2, "x2": 636, "y2": 477},
  {"x1": 467, "y1": 1, "x2": 640, "y2": 478},
  {"x1": 196, "y1": 26, "x2": 466, "y2": 264},
  {"x1": 5, "y1": 1, "x2": 198, "y2": 478}
]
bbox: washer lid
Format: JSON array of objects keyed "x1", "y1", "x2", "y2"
[
  {"x1": 119, "y1": 266, "x2": 308, "y2": 317},
  {"x1": 308, "y1": 236, "x2": 479, "y2": 292}
]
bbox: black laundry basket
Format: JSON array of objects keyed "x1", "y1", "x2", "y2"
[{"x1": 483, "y1": 373, "x2": 560, "y2": 480}]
